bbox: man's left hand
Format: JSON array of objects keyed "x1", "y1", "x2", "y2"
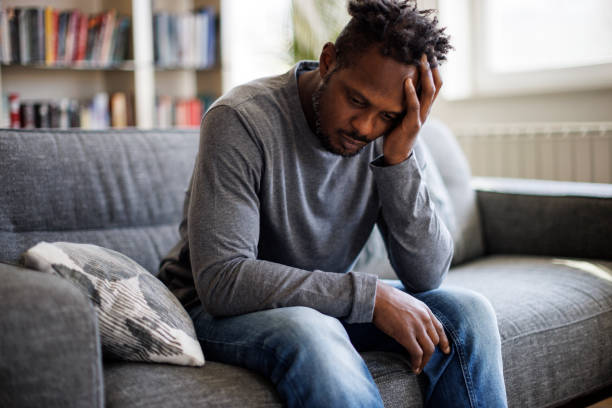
[{"x1": 382, "y1": 54, "x2": 443, "y2": 166}]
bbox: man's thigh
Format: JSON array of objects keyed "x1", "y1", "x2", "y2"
[{"x1": 188, "y1": 304, "x2": 356, "y2": 367}]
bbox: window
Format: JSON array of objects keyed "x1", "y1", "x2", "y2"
[{"x1": 438, "y1": 0, "x2": 612, "y2": 99}]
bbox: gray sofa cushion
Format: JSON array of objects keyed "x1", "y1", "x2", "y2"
[
  {"x1": 420, "y1": 119, "x2": 485, "y2": 265},
  {"x1": 104, "y1": 351, "x2": 423, "y2": 408},
  {"x1": 445, "y1": 255, "x2": 612, "y2": 408},
  {"x1": 0, "y1": 129, "x2": 199, "y2": 274}
]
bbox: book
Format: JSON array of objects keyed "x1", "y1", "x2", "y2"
[
  {"x1": 33, "y1": 7, "x2": 45, "y2": 63},
  {"x1": 63, "y1": 10, "x2": 79, "y2": 64},
  {"x1": 56, "y1": 10, "x2": 70, "y2": 63},
  {"x1": 111, "y1": 15, "x2": 130, "y2": 63},
  {"x1": 9, "y1": 93, "x2": 20, "y2": 128},
  {"x1": 19, "y1": 101, "x2": 35, "y2": 128},
  {"x1": 85, "y1": 14, "x2": 101, "y2": 62},
  {"x1": 34, "y1": 101, "x2": 50, "y2": 128},
  {"x1": 110, "y1": 92, "x2": 127, "y2": 128},
  {"x1": 99, "y1": 9, "x2": 116, "y2": 65},
  {"x1": 75, "y1": 12, "x2": 88, "y2": 62},
  {"x1": 0, "y1": 9, "x2": 12, "y2": 64},
  {"x1": 8, "y1": 8, "x2": 19, "y2": 63},
  {"x1": 44, "y1": 6, "x2": 57, "y2": 65},
  {"x1": 18, "y1": 8, "x2": 30, "y2": 64}
]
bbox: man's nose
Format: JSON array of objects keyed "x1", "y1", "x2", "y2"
[{"x1": 350, "y1": 113, "x2": 377, "y2": 138}]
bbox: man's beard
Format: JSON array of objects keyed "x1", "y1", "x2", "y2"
[{"x1": 311, "y1": 71, "x2": 365, "y2": 157}]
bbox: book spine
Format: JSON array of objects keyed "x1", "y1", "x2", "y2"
[
  {"x1": 100, "y1": 9, "x2": 116, "y2": 65},
  {"x1": 34, "y1": 101, "x2": 50, "y2": 128},
  {"x1": 85, "y1": 15, "x2": 98, "y2": 62},
  {"x1": 63, "y1": 10, "x2": 78, "y2": 64},
  {"x1": 112, "y1": 16, "x2": 129, "y2": 63},
  {"x1": 68, "y1": 99, "x2": 80, "y2": 128},
  {"x1": 18, "y1": 8, "x2": 30, "y2": 64},
  {"x1": 110, "y1": 92, "x2": 127, "y2": 128},
  {"x1": 28, "y1": 8, "x2": 40, "y2": 64},
  {"x1": 92, "y1": 12, "x2": 106, "y2": 64},
  {"x1": 37, "y1": 8, "x2": 45, "y2": 63},
  {"x1": 56, "y1": 11, "x2": 69, "y2": 63},
  {"x1": 9, "y1": 93, "x2": 20, "y2": 128},
  {"x1": 0, "y1": 9, "x2": 11, "y2": 64},
  {"x1": 208, "y1": 9, "x2": 216, "y2": 67},
  {"x1": 8, "y1": 8, "x2": 19, "y2": 63},
  {"x1": 75, "y1": 12, "x2": 88, "y2": 62},
  {"x1": 153, "y1": 14, "x2": 159, "y2": 64},
  {"x1": 44, "y1": 7, "x2": 56, "y2": 65},
  {"x1": 19, "y1": 101, "x2": 35, "y2": 128}
]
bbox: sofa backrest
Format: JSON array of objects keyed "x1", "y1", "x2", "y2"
[
  {"x1": 0, "y1": 129, "x2": 199, "y2": 275},
  {"x1": 0, "y1": 121, "x2": 483, "y2": 276},
  {"x1": 420, "y1": 119, "x2": 485, "y2": 265}
]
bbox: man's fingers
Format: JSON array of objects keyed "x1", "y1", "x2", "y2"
[
  {"x1": 403, "y1": 334, "x2": 424, "y2": 374},
  {"x1": 428, "y1": 309, "x2": 450, "y2": 354},
  {"x1": 418, "y1": 54, "x2": 436, "y2": 124},
  {"x1": 404, "y1": 78, "x2": 421, "y2": 129},
  {"x1": 431, "y1": 58, "x2": 443, "y2": 100},
  {"x1": 417, "y1": 330, "x2": 436, "y2": 373},
  {"x1": 425, "y1": 316, "x2": 440, "y2": 346}
]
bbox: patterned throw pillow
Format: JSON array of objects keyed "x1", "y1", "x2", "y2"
[{"x1": 21, "y1": 241, "x2": 204, "y2": 367}]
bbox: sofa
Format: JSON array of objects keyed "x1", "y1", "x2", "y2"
[{"x1": 1, "y1": 122, "x2": 611, "y2": 408}]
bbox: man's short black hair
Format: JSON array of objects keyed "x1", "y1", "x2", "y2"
[{"x1": 334, "y1": 0, "x2": 452, "y2": 68}]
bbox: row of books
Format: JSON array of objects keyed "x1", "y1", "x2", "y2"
[
  {"x1": 153, "y1": 9, "x2": 217, "y2": 69},
  {"x1": 4, "y1": 92, "x2": 215, "y2": 129},
  {"x1": 0, "y1": 7, "x2": 130, "y2": 66},
  {"x1": 155, "y1": 95, "x2": 216, "y2": 128},
  {"x1": 5, "y1": 92, "x2": 131, "y2": 129}
]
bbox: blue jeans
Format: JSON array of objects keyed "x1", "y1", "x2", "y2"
[{"x1": 188, "y1": 281, "x2": 508, "y2": 407}]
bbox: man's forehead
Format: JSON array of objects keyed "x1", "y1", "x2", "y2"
[{"x1": 337, "y1": 52, "x2": 419, "y2": 110}]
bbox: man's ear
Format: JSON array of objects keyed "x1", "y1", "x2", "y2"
[{"x1": 319, "y1": 42, "x2": 337, "y2": 78}]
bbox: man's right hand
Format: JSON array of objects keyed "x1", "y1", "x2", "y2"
[{"x1": 373, "y1": 280, "x2": 451, "y2": 374}]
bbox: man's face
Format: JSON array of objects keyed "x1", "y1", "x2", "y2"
[{"x1": 313, "y1": 47, "x2": 420, "y2": 157}]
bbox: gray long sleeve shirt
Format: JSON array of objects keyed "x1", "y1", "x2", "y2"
[{"x1": 158, "y1": 61, "x2": 453, "y2": 324}]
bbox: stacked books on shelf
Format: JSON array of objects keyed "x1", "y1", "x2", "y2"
[
  {"x1": 4, "y1": 92, "x2": 134, "y2": 129},
  {"x1": 0, "y1": 7, "x2": 130, "y2": 67},
  {"x1": 5, "y1": 92, "x2": 216, "y2": 129},
  {"x1": 155, "y1": 94, "x2": 216, "y2": 128},
  {"x1": 153, "y1": 8, "x2": 216, "y2": 69}
]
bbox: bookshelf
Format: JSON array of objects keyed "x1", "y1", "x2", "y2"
[{"x1": 0, "y1": 0, "x2": 222, "y2": 129}]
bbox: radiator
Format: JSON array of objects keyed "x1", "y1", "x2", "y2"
[{"x1": 453, "y1": 122, "x2": 612, "y2": 183}]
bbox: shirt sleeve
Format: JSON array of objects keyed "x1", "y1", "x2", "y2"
[
  {"x1": 369, "y1": 144, "x2": 454, "y2": 293},
  {"x1": 188, "y1": 105, "x2": 378, "y2": 323}
]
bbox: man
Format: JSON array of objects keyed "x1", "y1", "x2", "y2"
[{"x1": 159, "y1": 0, "x2": 508, "y2": 406}]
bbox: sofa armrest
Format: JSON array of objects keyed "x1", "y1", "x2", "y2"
[
  {"x1": 473, "y1": 177, "x2": 612, "y2": 260},
  {"x1": 0, "y1": 262, "x2": 104, "y2": 408}
]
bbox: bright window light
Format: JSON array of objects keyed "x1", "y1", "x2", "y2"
[{"x1": 484, "y1": 0, "x2": 612, "y2": 73}]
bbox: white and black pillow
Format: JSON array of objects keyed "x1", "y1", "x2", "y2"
[{"x1": 21, "y1": 241, "x2": 204, "y2": 367}]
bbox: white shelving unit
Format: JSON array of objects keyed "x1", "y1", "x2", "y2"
[{"x1": 0, "y1": 0, "x2": 222, "y2": 128}]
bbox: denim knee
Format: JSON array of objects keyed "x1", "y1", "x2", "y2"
[{"x1": 422, "y1": 287, "x2": 501, "y2": 348}]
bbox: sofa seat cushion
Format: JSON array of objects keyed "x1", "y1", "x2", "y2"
[
  {"x1": 104, "y1": 351, "x2": 423, "y2": 408},
  {"x1": 104, "y1": 360, "x2": 281, "y2": 407},
  {"x1": 444, "y1": 255, "x2": 612, "y2": 408}
]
